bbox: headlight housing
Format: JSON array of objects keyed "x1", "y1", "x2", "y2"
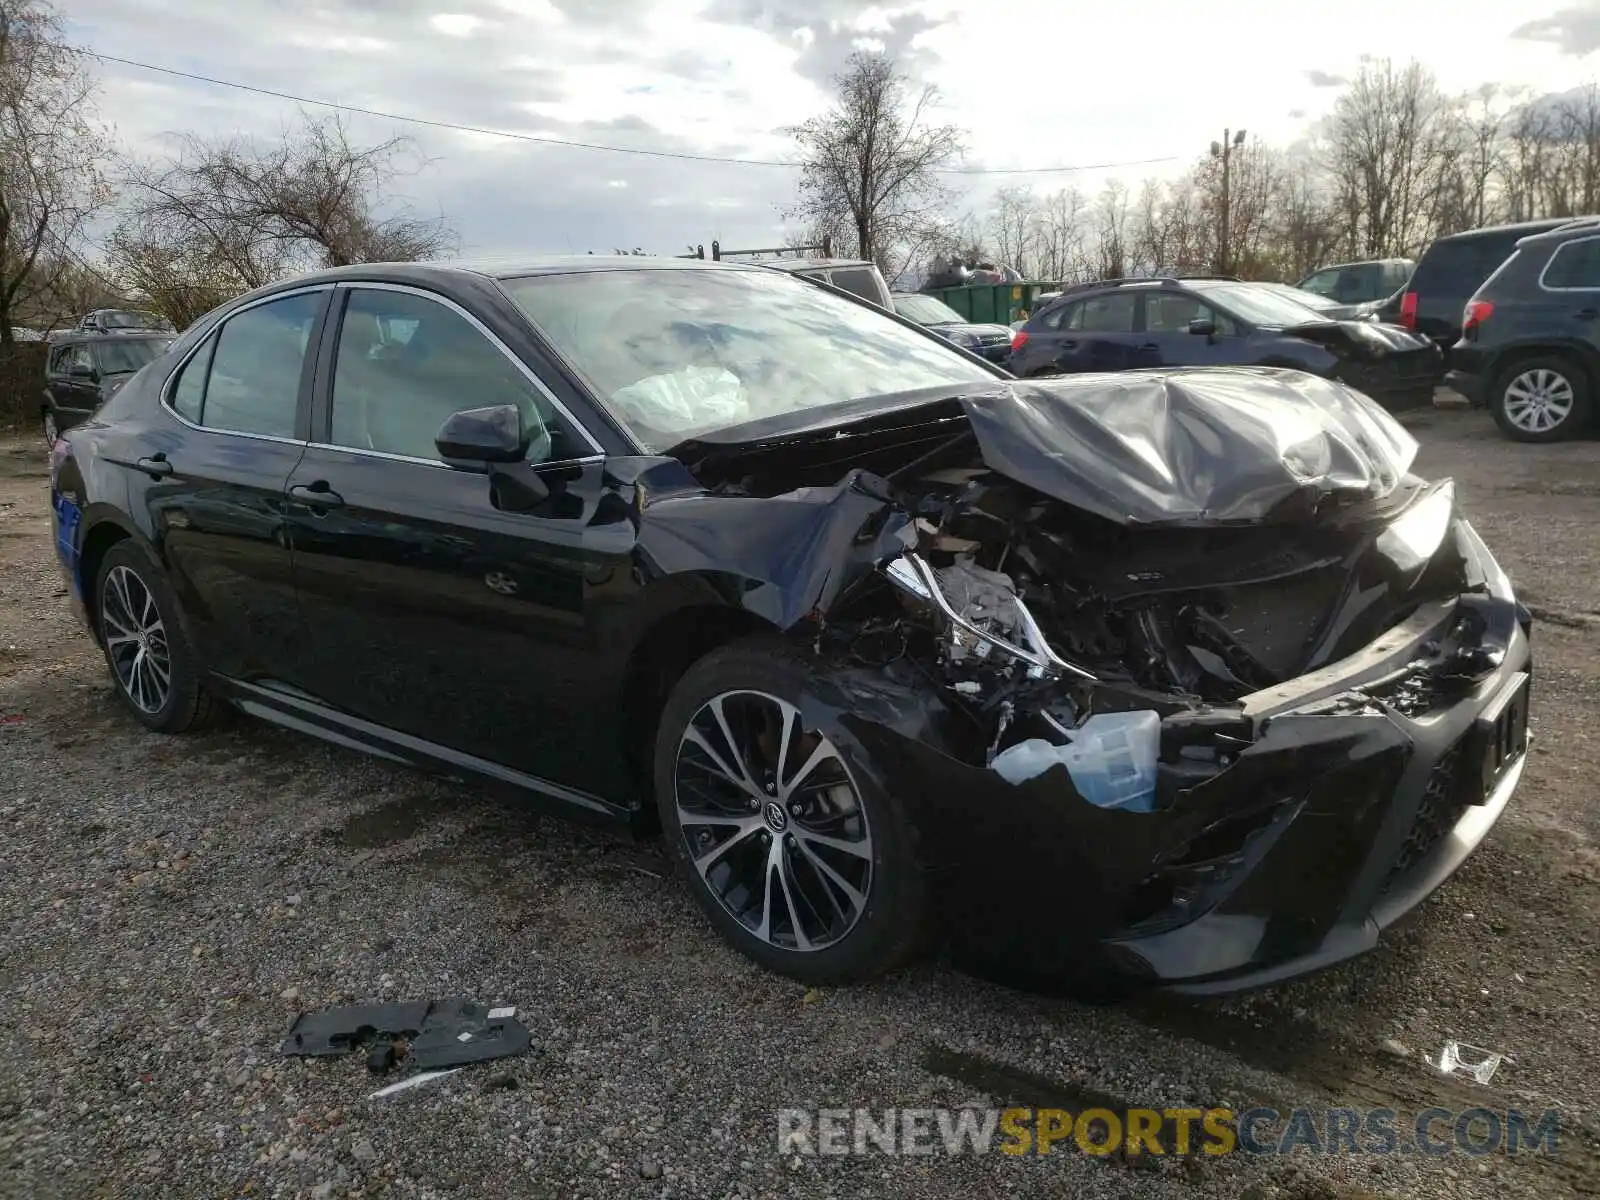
[{"x1": 1377, "y1": 481, "x2": 1454, "y2": 573}]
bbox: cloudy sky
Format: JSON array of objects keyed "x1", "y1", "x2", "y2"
[{"x1": 59, "y1": 0, "x2": 1600, "y2": 259}]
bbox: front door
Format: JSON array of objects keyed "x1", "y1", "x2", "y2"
[
  {"x1": 1140, "y1": 292, "x2": 1254, "y2": 368},
  {"x1": 284, "y1": 284, "x2": 627, "y2": 793}
]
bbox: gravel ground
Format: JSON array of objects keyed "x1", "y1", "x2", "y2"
[{"x1": 2, "y1": 405, "x2": 1598, "y2": 1200}]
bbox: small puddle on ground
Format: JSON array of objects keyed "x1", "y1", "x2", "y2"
[{"x1": 335, "y1": 792, "x2": 444, "y2": 848}]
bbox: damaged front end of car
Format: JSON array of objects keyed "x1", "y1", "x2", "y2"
[{"x1": 662, "y1": 369, "x2": 1531, "y2": 993}]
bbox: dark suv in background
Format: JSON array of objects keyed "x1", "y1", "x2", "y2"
[
  {"x1": 41, "y1": 330, "x2": 174, "y2": 443},
  {"x1": 1378, "y1": 219, "x2": 1580, "y2": 355},
  {"x1": 1296, "y1": 258, "x2": 1413, "y2": 308},
  {"x1": 1450, "y1": 218, "x2": 1600, "y2": 441}
]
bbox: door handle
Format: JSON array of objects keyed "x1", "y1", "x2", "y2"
[
  {"x1": 134, "y1": 455, "x2": 173, "y2": 479},
  {"x1": 289, "y1": 481, "x2": 344, "y2": 509},
  {"x1": 1138, "y1": 342, "x2": 1160, "y2": 351},
  {"x1": 1576, "y1": 308, "x2": 1599, "y2": 320}
]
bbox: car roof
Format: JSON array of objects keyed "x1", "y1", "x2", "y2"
[
  {"x1": 53, "y1": 328, "x2": 173, "y2": 344},
  {"x1": 759, "y1": 258, "x2": 878, "y2": 272},
  {"x1": 1307, "y1": 257, "x2": 1412, "y2": 270},
  {"x1": 264, "y1": 256, "x2": 775, "y2": 288},
  {"x1": 1432, "y1": 218, "x2": 1588, "y2": 244}
]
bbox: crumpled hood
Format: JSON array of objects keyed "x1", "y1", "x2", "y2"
[
  {"x1": 959, "y1": 368, "x2": 1419, "y2": 525},
  {"x1": 1285, "y1": 318, "x2": 1435, "y2": 354}
]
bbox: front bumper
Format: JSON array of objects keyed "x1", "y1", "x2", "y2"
[{"x1": 867, "y1": 521, "x2": 1531, "y2": 995}]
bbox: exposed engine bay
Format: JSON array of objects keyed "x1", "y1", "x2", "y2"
[{"x1": 670, "y1": 371, "x2": 1490, "y2": 801}]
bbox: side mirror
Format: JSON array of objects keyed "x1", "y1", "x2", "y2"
[
  {"x1": 435, "y1": 404, "x2": 527, "y2": 465},
  {"x1": 70, "y1": 362, "x2": 96, "y2": 378},
  {"x1": 1187, "y1": 318, "x2": 1217, "y2": 337}
]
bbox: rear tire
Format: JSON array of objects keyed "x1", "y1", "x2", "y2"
[
  {"x1": 94, "y1": 540, "x2": 226, "y2": 734},
  {"x1": 653, "y1": 637, "x2": 929, "y2": 984},
  {"x1": 1490, "y1": 355, "x2": 1592, "y2": 442}
]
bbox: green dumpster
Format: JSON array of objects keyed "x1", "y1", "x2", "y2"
[{"x1": 921, "y1": 281, "x2": 1065, "y2": 325}]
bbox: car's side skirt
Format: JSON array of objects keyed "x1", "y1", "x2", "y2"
[{"x1": 216, "y1": 676, "x2": 638, "y2": 830}]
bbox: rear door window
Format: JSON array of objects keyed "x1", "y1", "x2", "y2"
[
  {"x1": 173, "y1": 291, "x2": 324, "y2": 438},
  {"x1": 1541, "y1": 236, "x2": 1600, "y2": 289},
  {"x1": 825, "y1": 267, "x2": 887, "y2": 307}
]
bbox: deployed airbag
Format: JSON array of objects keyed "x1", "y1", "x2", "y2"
[{"x1": 959, "y1": 368, "x2": 1419, "y2": 525}]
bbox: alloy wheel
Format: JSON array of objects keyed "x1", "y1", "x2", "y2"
[
  {"x1": 1503, "y1": 368, "x2": 1575, "y2": 434},
  {"x1": 673, "y1": 690, "x2": 873, "y2": 952},
  {"x1": 101, "y1": 564, "x2": 172, "y2": 714}
]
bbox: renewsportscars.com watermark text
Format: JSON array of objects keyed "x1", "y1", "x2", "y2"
[{"x1": 777, "y1": 1106, "x2": 1563, "y2": 1158}]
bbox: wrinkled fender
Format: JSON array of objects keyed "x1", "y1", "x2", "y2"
[{"x1": 607, "y1": 455, "x2": 915, "y2": 631}]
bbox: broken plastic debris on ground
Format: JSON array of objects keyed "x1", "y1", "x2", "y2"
[
  {"x1": 279, "y1": 999, "x2": 531, "y2": 1079},
  {"x1": 1430, "y1": 1040, "x2": 1507, "y2": 1085}
]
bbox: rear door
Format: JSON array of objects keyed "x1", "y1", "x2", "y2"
[
  {"x1": 141, "y1": 287, "x2": 329, "y2": 687},
  {"x1": 1029, "y1": 292, "x2": 1142, "y2": 374},
  {"x1": 283, "y1": 283, "x2": 628, "y2": 793}
]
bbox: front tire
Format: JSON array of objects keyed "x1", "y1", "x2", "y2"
[
  {"x1": 653, "y1": 638, "x2": 928, "y2": 984},
  {"x1": 41, "y1": 408, "x2": 58, "y2": 446},
  {"x1": 94, "y1": 540, "x2": 224, "y2": 734},
  {"x1": 1490, "y1": 356, "x2": 1593, "y2": 442}
]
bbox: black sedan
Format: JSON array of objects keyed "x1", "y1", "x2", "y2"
[
  {"x1": 890, "y1": 293, "x2": 1015, "y2": 363},
  {"x1": 50, "y1": 258, "x2": 1530, "y2": 992},
  {"x1": 1008, "y1": 277, "x2": 1443, "y2": 410}
]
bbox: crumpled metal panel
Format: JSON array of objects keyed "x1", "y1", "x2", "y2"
[{"x1": 958, "y1": 369, "x2": 1419, "y2": 526}]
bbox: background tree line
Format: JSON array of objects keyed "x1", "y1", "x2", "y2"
[
  {"x1": 0, "y1": 0, "x2": 451, "y2": 349},
  {"x1": 791, "y1": 55, "x2": 1600, "y2": 287},
  {"x1": 11, "y1": 0, "x2": 1600, "y2": 359}
]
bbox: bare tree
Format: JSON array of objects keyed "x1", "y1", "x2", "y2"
[
  {"x1": 1321, "y1": 59, "x2": 1463, "y2": 256},
  {"x1": 0, "y1": 1, "x2": 114, "y2": 345},
  {"x1": 786, "y1": 52, "x2": 963, "y2": 271},
  {"x1": 104, "y1": 211, "x2": 248, "y2": 329},
  {"x1": 120, "y1": 111, "x2": 455, "y2": 289},
  {"x1": 987, "y1": 185, "x2": 1039, "y2": 276},
  {"x1": 1033, "y1": 187, "x2": 1088, "y2": 281}
]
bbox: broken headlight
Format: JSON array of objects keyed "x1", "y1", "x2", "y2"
[
  {"x1": 1376, "y1": 480, "x2": 1454, "y2": 573},
  {"x1": 882, "y1": 552, "x2": 1097, "y2": 683}
]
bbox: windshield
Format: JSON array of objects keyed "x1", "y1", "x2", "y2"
[
  {"x1": 1189, "y1": 281, "x2": 1329, "y2": 326},
  {"x1": 893, "y1": 294, "x2": 965, "y2": 325},
  {"x1": 501, "y1": 267, "x2": 996, "y2": 449},
  {"x1": 94, "y1": 338, "x2": 171, "y2": 374}
]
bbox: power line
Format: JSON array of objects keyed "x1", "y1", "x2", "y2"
[{"x1": 79, "y1": 48, "x2": 1180, "y2": 176}]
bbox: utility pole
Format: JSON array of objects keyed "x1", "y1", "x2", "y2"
[{"x1": 1209, "y1": 128, "x2": 1247, "y2": 275}]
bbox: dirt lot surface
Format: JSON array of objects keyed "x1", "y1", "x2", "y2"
[{"x1": 2, "y1": 407, "x2": 1598, "y2": 1199}]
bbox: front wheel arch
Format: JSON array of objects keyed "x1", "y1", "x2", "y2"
[{"x1": 618, "y1": 603, "x2": 780, "y2": 819}]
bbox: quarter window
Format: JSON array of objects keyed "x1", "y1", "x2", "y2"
[
  {"x1": 1542, "y1": 238, "x2": 1600, "y2": 289},
  {"x1": 328, "y1": 288, "x2": 584, "y2": 464},
  {"x1": 169, "y1": 336, "x2": 215, "y2": 423},
  {"x1": 175, "y1": 292, "x2": 322, "y2": 437}
]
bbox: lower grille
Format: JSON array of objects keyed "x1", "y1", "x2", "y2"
[{"x1": 1387, "y1": 742, "x2": 1471, "y2": 882}]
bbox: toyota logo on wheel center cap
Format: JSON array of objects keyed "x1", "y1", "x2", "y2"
[{"x1": 764, "y1": 801, "x2": 788, "y2": 832}]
